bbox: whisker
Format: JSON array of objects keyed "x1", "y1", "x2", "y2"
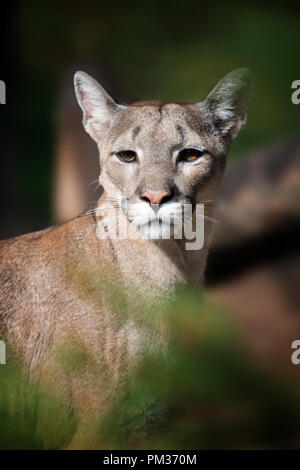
[
  {"x1": 88, "y1": 178, "x2": 100, "y2": 187},
  {"x1": 201, "y1": 215, "x2": 220, "y2": 224},
  {"x1": 80, "y1": 211, "x2": 128, "y2": 232}
]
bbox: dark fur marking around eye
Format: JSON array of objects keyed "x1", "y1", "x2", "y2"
[
  {"x1": 132, "y1": 126, "x2": 141, "y2": 140},
  {"x1": 176, "y1": 125, "x2": 185, "y2": 143},
  {"x1": 157, "y1": 104, "x2": 164, "y2": 123}
]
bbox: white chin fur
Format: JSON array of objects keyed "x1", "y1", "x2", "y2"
[
  {"x1": 138, "y1": 220, "x2": 172, "y2": 239},
  {"x1": 128, "y1": 201, "x2": 184, "y2": 239}
]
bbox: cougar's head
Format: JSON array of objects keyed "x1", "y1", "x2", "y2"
[{"x1": 74, "y1": 69, "x2": 251, "y2": 239}]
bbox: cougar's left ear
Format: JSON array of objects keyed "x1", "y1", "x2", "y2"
[
  {"x1": 74, "y1": 71, "x2": 124, "y2": 142},
  {"x1": 200, "y1": 68, "x2": 252, "y2": 140}
]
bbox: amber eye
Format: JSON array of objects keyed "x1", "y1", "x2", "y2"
[
  {"x1": 178, "y1": 148, "x2": 205, "y2": 163},
  {"x1": 116, "y1": 150, "x2": 137, "y2": 163}
]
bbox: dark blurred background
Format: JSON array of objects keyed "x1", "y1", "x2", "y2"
[{"x1": 0, "y1": 0, "x2": 300, "y2": 448}]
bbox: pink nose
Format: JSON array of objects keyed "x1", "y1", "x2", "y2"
[{"x1": 141, "y1": 191, "x2": 172, "y2": 206}]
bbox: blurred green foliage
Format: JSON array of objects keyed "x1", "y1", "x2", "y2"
[
  {"x1": 1, "y1": 288, "x2": 300, "y2": 449},
  {"x1": 0, "y1": 352, "x2": 77, "y2": 449},
  {"x1": 99, "y1": 289, "x2": 300, "y2": 449}
]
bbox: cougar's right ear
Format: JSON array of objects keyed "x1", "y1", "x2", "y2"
[
  {"x1": 201, "y1": 68, "x2": 251, "y2": 141},
  {"x1": 74, "y1": 71, "x2": 124, "y2": 141}
]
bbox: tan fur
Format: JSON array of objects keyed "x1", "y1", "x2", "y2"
[{"x1": 0, "y1": 69, "x2": 251, "y2": 447}]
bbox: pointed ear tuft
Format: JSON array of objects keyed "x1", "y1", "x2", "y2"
[
  {"x1": 74, "y1": 71, "x2": 123, "y2": 141},
  {"x1": 202, "y1": 68, "x2": 252, "y2": 140}
]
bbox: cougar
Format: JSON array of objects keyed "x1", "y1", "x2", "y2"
[{"x1": 0, "y1": 69, "x2": 251, "y2": 446}]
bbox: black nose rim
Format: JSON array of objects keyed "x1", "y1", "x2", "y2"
[
  {"x1": 140, "y1": 195, "x2": 151, "y2": 204},
  {"x1": 160, "y1": 191, "x2": 173, "y2": 205}
]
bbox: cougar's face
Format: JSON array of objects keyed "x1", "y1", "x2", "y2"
[
  {"x1": 99, "y1": 103, "x2": 227, "y2": 238},
  {"x1": 75, "y1": 69, "x2": 250, "y2": 239}
]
